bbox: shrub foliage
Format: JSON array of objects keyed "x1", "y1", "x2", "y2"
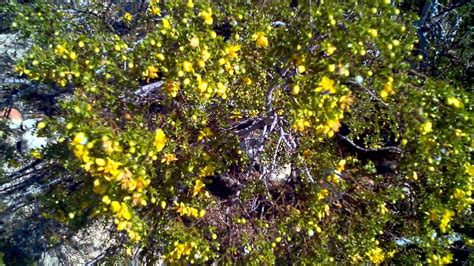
[{"x1": 2, "y1": 0, "x2": 472, "y2": 264}]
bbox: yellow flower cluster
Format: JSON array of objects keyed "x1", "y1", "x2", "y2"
[
  {"x1": 366, "y1": 247, "x2": 385, "y2": 264},
  {"x1": 148, "y1": 0, "x2": 160, "y2": 16},
  {"x1": 143, "y1": 65, "x2": 159, "y2": 81},
  {"x1": 252, "y1": 32, "x2": 269, "y2": 48},
  {"x1": 164, "y1": 80, "x2": 180, "y2": 98},
  {"x1": 69, "y1": 128, "x2": 167, "y2": 241},
  {"x1": 426, "y1": 253, "x2": 453, "y2": 265},
  {"x1": 380, "y1": 77, "x2": 395, "y2": 100},
  {"x1": 198, "y1": 127, "x2": 214, "y2": 141},
  {"x1": 315, "y1": 76, "x2": 336, "y2": 94},
  {"x1": 439, "y1": 209, "x2": 455, "y2": 233},
  {"x1": 163, "y1": 241, "x2": 197, "y2": 261},
  {"x1": 446, "y1": 96, "x2": 464, "y2": 108},
  {"x1": 199, "y1": 8, "x2": 213, "y2": 25},
  {"x1": 419, "y1": 120, "x2": 433, "y2": 135},
  {"x1": 155, "y1": 128, "x2": 167, "y2": 151},
  {"x1": 292, "y1": 76, "x2": 353, "y2": 138},
  {"x1": 123, "y1": 12, "x2": 132, "y2": 23},
  {"x1": 175, "y1": 202, "x2": 206, "y2": 218}
]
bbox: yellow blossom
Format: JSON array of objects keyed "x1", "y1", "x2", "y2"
[
  {"x1": 446, "y1": 97, "x2": 463, "y2": 108},
  {"x1": 164, "y1": 80, "x2": 180, "y2": 97},
  {"x1": 201, "y1": 50, "x2": 211, "y2": 61},
  {"x1": 144, "y1": 65, "x2": 159, "y2": 80},
  {"x1": 54, "y1": 44, "x2": 67, "y2": 56},
  {"x1": 95, "y1": 158, "x2": 106, "y2": 167},
  {"x1": 419, "y1": 120, "x2": 433, "y2": 135},
  {"x1": 69, "y1": 51, "x2": 77, "y2": 60},
  {"x1": 243, "y1": 77, "x2": 252, "y2": 85},
  {"x1": 327, "y1": 119, "x2": 341, "y2": 132},
  {"x1": 292, "y1": 118, "x2": 310, "y2": 132},
  {"x1": 102, "y1": 195, "x2": 111, "y2": 205},
  {"x1": 111, "y1": 201, "x2": 121, "y2": 212},
  {"x1": 366, "y1": 247, "x2": 385, "y2": 264},
  {"x1": 199, "y1": 165, "x2": 215, "y2": 177},
  {"x1": 198, "y1": 127, "x2": 214, "y2": 140},
  {"x1": 224, "y1": 44, "x2": 241, "y2": 58},
  {"x1": 162, "y1": 17, "x2": 171, "y2": 29},
  {"x1": 182, "y1": 61, "x2": 193, "y2": 72},
  {"x1": 199, "y1": 8, "x2": 213, "y2": 25},
  {"x1": 368, "y1": 29, "x2": 378, "y2": 38},
  {"x1": 291, "y1": 84, "x2": 300, "y2": 95},
  {"x1": 161, "y1": 153, "x2": 178, "y2": 165},
  {"x1": 190, "y1": 36, "x2": 199, "y2": 48},
  {"x1": 252, "y1": 32, "x2": 269, "y2": 48},
  {"x1": 216, "y1": 82, "x2": 227, "y2": 99},
  {"x1": 297, "y1": 65, "x2": 306, "y2": 74},
  {"x1": 150, "y1": 6, "x2": 160, "y2": 16},
  {"x1": 325, "y1": 43, "x2": 337, "y2": 55},
  {"x1": 193, "y1": 179, "x2": 206, "y2": 196},
  {"x1": 315, "y1": 76, "x2": 336, "y2": 93},
  {"x1": 339, "y1": 94, "x2": 354, "y2": 109},
  {"x1": 123, "y1": 12, "x2": 133, "y2": 23},
  {"x1": 440, "y1": 209, "x2": 455, "y2": 233},
  {"x1": 154, "y1": 128, "x2": 166, "y2": 152},
  {"x1": 117, "y1": 221, "x2": 128, "y2": 231},
  {"x1": 73, "y1": 132, "x2": 88, "y2": 145}
]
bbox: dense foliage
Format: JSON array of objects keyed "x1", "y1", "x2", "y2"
[{"x1": 1, "y1": 0, "x2": 472, "y2": 264}]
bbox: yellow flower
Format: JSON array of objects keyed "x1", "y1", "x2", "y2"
[
  {"x1": 380, "y1": 81, "x2": 395, "y2": 100},
  {"x1": 337, "y1": 160, "x2": 346, "y2": 172},
  {"x1": 161, "y1": 153, "x2": 178, "y2": 165},
  {"x1": 440, "y1": 209, "x2": 455, "y2": 233},
  {"x1": 111, "y1": 201, "x2": 121, "y2": 212},
  {"x1": 193, "y1": 179, "x2": 206, "y2": 196},
  {"x1": 252, "y1": 32, "x2": 269, "y2": 48},
  {"x1": 95, "y1": 158, "x2": 106, "y2": 167},
  {"x1": 315, "y1": 76, "x2": 336, "y2": 93},
  {"x1": 149, "y1": 6, "x2": 160, "y2": 16},
  {"x1": 327, "y1": 119, "x2": 341, "y2": 132},
  {"x1": 190, "y1": 36, "x2": 199, "y2": 48},
  {"x1": 69, "y1": 51, "x2": 77, "y2": 60},
  {"x1": 199, "y1": 165, "x2": 215, "y2": 177},
  {"x1": 339, "y1": 94, "x2": 354, "y2": 109},
  {"x1": 164, "y1": 80, "x2": 180, "y2": 97},
  {"x1": 216, "y1": 82, "x2": 227, "y2": 99},
  {"x1": 292, "y1": 118, "x2": 310, "y2": 132},
  {"x1": 154, "y1": 128, "x2": 166, "y2": 152},
  {"x1": 182, "y1": 61, "x2": 193, "y2": 72},
  {"x1": 325, "y1": 43, "x2": 337, "y2": 55},
  {"x1": 117, "y1": 221, "x2": 128, "y2": 231},
  {"x1": 366, "y1": 247, "x2": 385, "y2": 264},
  {"x1": 419, "y1": 120, "x2": 433, "y2": 135},
  {"x1": 123, "y1": 12, "x2": 133, "y2": 23},
  {"x1": 162, "y1": 17, "x2": 171, "y2": 29},
  {"x1": 297, "y1": 65, "x2": 306, "y2": 74},
  {"x1": 54, "y1": 44, "x2": 67, "y2": 56},
  {"x1": 368, "y1": 29, "x2": 378, "y2": 38},
  {"x1": 224, "y1": 44, "x2": 241, "y2": 58},
  {"x1": 446, "y1": 97, "x2": 463, "y2": 108},
  {"x1": 453, "y1": 188, "x2": 466, "y2": 199},
  {"x1": 199, "y1": 8, "x2": 213, "y2": 25},
  {"x1": 143, "y1": 65, "x2": 158, "y2": 80},
  {"x1": 73, "y1": 132, "x2": 88, "y2": 145},
  {"x1": 243, "y1": 77, "x2": 252, "y2": 85},
  {"x1": 440, "y1": 253, "x2": 453, "y2": 264},
  {"x1": 102, "y1": 140, "x2": 114, "y2": 154},
  {"x1": 201, "y1": 50, "x2": 211, "y2": 62},
  {"x1": 291, "y1": 84, "x2": 300, "y2": 95},
  {"x1": 198, "y1": 127, "x2": 214, "y2": 140}
]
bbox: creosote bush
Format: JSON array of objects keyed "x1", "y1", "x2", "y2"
[{"x1": 3, "y1": 0, "x2": 473, "y2": 264}]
